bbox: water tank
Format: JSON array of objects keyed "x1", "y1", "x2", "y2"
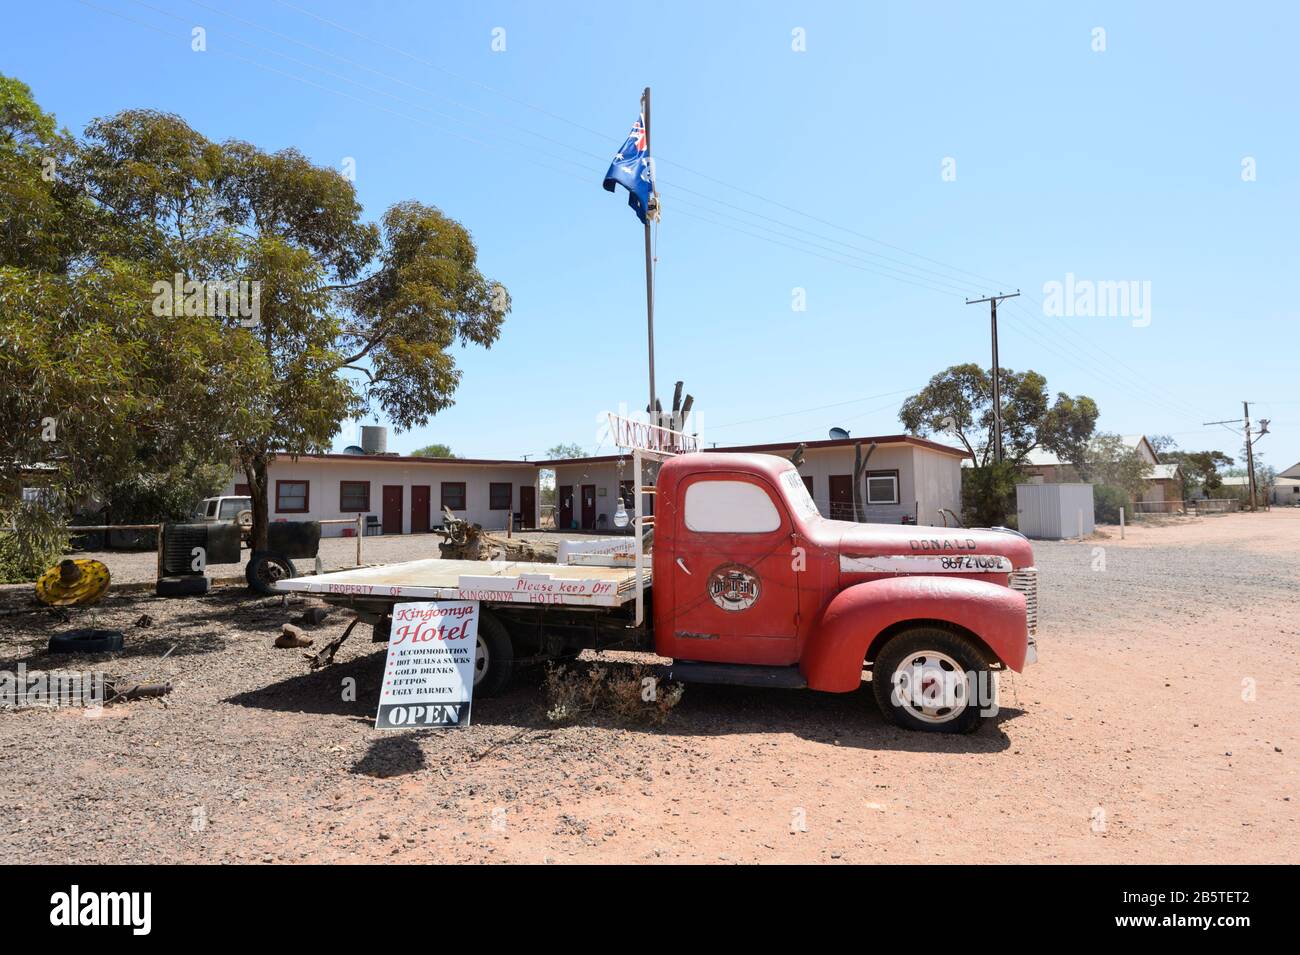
[{"x1": 360, "y1": 425, "x2": 388, "y2": 454}]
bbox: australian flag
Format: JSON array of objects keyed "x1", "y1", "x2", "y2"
[{"x1": 603, "y1": 115, "x2": 656, "y2": 224}]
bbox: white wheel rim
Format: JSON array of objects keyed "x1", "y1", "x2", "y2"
[
  {"x1": 892, "y1": 650, "x2": 970, "y2": 724},
  {"x1": 473, "y1": 635, "x2": 488, "y2": 687}
]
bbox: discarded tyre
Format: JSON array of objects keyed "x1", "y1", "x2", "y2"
[
  {"x1": 48, "y1": 628, "x2": 124, "y2": 654},
  {"x1": 156, "y1": 575, "x2": 210, "y2": 598},
  {"x1": 246, "y1": 551, "x2": 296, "y2": 595}
]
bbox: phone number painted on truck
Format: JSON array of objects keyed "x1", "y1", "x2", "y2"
[{"x1": 840, "y1": 554, "x2": 1014, "y2": 574}]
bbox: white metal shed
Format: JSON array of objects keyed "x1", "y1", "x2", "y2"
[{"x1": 1016, "y1": 483, "x2": 1095, "y2": 539}]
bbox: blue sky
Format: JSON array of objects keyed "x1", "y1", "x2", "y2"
[{"x1": 6, "y1": 1, "x2": 1298, "y2": 469}]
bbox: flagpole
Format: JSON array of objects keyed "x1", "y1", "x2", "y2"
[{"x1": 641, "y1": 85, "x2": 657, "y2": 428}]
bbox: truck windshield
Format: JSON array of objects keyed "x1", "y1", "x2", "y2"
[
  {"x1": 779, "y1": 469, "x2": 820, "y2": 520},
  {"x1": 219, "y1": 499, "x2": 251, "y2": 520}
]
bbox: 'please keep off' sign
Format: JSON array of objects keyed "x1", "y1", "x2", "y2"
[{"x1": 375, "y1": 601, "x2": 479, "y2": 729}]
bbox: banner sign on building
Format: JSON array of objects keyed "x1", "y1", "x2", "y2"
[{"x1": 375, "y1": 600, "x2": 478, "y2": 729}]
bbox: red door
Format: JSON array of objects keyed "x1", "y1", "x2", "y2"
[
  {"x1": 411, "y1": 485, "x2": 430, "y2": 533},
  {"x1": 557, "y1": 485, "x2": 573, "y2": 530},
  {"x1": 581, "y1": 484, "x2": 596, "y2": 530},
  {"x1": 382, "y1": 485, "x2": 403, "y2": 534},
  {"x1": 828, "y1": 474, "x2": 854, "y2": 520},
  {"x1": 667, "y1": 473, "x2": 800, "y2": 665},
  {"x1": 519, "y1": 486, "x2": 536, "y2": 529}
]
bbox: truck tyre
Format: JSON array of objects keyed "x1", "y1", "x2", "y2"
[
  {"x1": 474, "y1": 611, "x2": 515, "y2": 698},
  {"x1": 156, "y1": 575, "x2": 210, "y2": 598},
  {"x1": 871, "y1": 627, "x2": 993, "y2": 734},
  {"x1": 49, "y1": 628, "x2": 125, "y2": 654},
  {"x1": 246, "y1": 551, "x2": 296, "y2": 595}
]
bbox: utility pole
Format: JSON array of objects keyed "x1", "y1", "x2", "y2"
[
  {"x1": 965, "y1": 291, "x2": 1020, "y2": 464},
  {"x1": 1243, "y1": 401, "x2": 1256, "y2": 511},
  {"x1": 1204, "y1": 402, "x2": 1270, "y2": 511},
  {"x1": 641, "y1": 86, "x2": 658, "y2": 429}
]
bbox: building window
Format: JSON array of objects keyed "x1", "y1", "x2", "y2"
[
  {"x1": 339, "y1": 481, "x2": 370, "y2": 512},
  {"x1": 801, "y1": 475, "x2": 814, "y2": 497},
  {"x1": 489, "y1": 482, "x2": 512, "y2": 510},
  {"x1": 865, "y1": 470, "x2": 900, "y2": 505},
  {"x1": 441, "y1": 482, "x2": 466, "y2": 512},
  {"x1": 619, "y1": 480, "x2": 635, "y2": 510},
  {"x1": 276, "y1": 480, "x2": 309, "y2": 513}
]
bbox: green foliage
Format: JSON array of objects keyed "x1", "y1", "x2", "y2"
[
  {"x1": 1092, "y1": 484, "x2": 1130, "y2": 524},
  {"x1": 0, "y1": 260, "x2": 267, "y2": 501},
  {"x1": 411, "y1": 443, "x2": 455, "y2": 458},
  {"x1": 899, "y1": 363, "x2": 1097, "y2": 467},
  {"x1": 1155, "y1": 438, "x2": 1233, "y2": 499},
  {"x1": 0, "y1": 497, "x2": 69, "y2": 583},
  {"x1": 0, "y1": 75, "x2": 100, "y2": 272},
  {"x1": 2, "y1": 75, "x2": 509, "y2": 556},
  {"x1": 961, "y1": 460, "x2": 1019, "y2": 528},
  {"x1": 1082, "y1": 433, "x2": 1151, "y2": 501},
  {"x1": 546, "y1": 443, "x2": 587, "y2": 459},
  {"x1": 97, "y1": 459, "x2": 232, "y2": 525}
]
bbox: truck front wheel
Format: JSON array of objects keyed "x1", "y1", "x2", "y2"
[{"x1": 871, "y1": 627, "x2": 994, "y2": 734}]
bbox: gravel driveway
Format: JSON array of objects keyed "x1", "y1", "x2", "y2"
[{"x1": 1, "y1": 512, "x2": 1295, "y2": 863}]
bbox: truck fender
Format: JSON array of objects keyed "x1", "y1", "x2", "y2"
[{"x1": 800, "y1": 576, "x2": 1029, "y2": 692}]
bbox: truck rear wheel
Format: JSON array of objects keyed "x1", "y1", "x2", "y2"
[
  {"x1": 246, "y1": 551, "x2": 296, "y2": 595},
  {"x1": 871, "y1": 627, "x2": 994, "y2": 734},
  {"x1": 474, "y1": 611, "x2": 514, "y2": 698}
]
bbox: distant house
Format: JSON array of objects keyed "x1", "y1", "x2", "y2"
[
  {"x1": 221, "y1": 452, "x2": 540, "y2": 537},
  {"x1": 1273, "y1": 477, "x2": 1300, "y2": 505},
  {"x1": 1017, "y1": 434, "x2": 1183, "y2": 510},
  {"x1": 1280, "y1": 461, "x2": 1300, "y2": 480},
  {"x1": 1221, "y1": 474, "x2": 1300, "y2": 506}
]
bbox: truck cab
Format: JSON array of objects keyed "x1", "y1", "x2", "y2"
[{"x1": 653, "y1": 453, "x2": 1037, "y2": 733}]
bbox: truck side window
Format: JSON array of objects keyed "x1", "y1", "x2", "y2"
[{"x1": 684, "y1": 480, "x2": 781, "y2": 533}]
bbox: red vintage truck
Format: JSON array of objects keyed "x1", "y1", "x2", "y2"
[{"x1": 277, "y1": 451, "x2": 1038, "y2": 733}]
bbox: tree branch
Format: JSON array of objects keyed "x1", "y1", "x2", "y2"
[{"x1": 339, "y1": 364, "x2": 374, "y2": 381}]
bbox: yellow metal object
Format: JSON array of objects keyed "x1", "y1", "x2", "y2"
[{"x1": 35, "y1": 559, "x2": 111, "y2": 606}]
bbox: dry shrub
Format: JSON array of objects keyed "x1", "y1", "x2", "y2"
[{"x1": 544, "y1": 662, "x2": 684, "y2": 726}]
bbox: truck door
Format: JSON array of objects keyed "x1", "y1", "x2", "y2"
[{"x1": 668, "y1": 473, "x2": 800, "y2": 666}]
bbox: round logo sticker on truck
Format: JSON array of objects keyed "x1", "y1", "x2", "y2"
[{"x1": 708, "y1": 563, "x2": 760, "y2": 611}]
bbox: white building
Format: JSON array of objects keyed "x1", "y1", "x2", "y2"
[
  {"x1": 1221, "y1": 474, "x2": 1300, "y2": 506},
  {"x1": 222, "y1": 453, "x2": 539, "y2": 537},
  {"x1": 539, "y1": 435, "x2": 967, "y2": 531}
]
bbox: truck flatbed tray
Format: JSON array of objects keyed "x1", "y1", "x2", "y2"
[{"x1": 273, "y1": 558, "x2": 649, "y2": 608}]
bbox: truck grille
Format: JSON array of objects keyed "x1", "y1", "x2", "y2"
[{"x1": 1008, "y1": 567, "x2": 1038, "y2": 635}]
